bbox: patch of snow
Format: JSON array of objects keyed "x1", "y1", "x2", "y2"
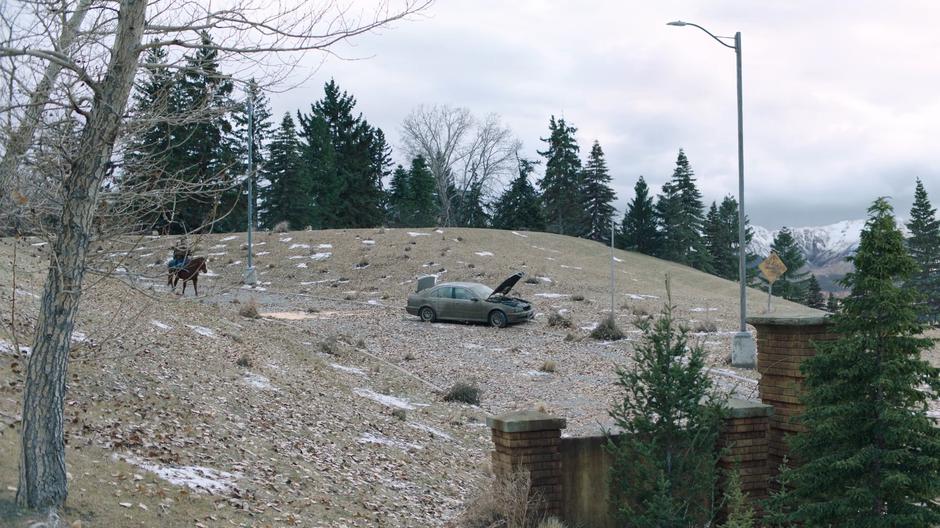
[
  {"x1": 229, "y1": 260, "x2": 242, "y2": 266},
  {"x1": 612, "y1": 256, "x2": 624, "y2": 263},
  {"x1": 354, "y1": 388, "x2": 424, "y2": 410},
  {"x1": 362, "y1": 240, "x2": 376, "y2": 245},
  {"x1": 354, "y1": 263, "x2": 370, "y2": 269},
  {"x1": 580, "y1": 322, "x2": 599, "y2": 331},
  {"x1": 210, "y1": 244, "x2": 226, "y2": 249},
  {"x1": 140, "y1": 253, "x2": 154, "y2": 258},
  {"x1": 31, "y1": 242, "x2": 47, "y2": 247},
  {"x1": 296, "y1": 262, "x2": 308, "y2": 268},
  {"x1": 407, "y1": 231, "x2": 430, "y2": 237},
  {"x1": 408, "y1": 422, "x2": 454, "y2": 441},
  {"x1": 538, "y1": 276, "x2": 552, "y2": 283},
  {"x1": 311, "y1": 252, "x2": 332, "y2": 261},
  {"x1": 186, "y1": 325, "x2": 216, "y2": 338},
  {"x1": 546, "y1": 257, "x2": 556, "y2": 261},
  {"x1": 241, "y1": 285, "x2": 267, "y2": 291},
  {"x1": 558, "y1": 308, "x2": 570, "y2": 315},
  {"x1": 625, "y1": 293, "x2": 659, "y2": 300},
  {"x1": 535, "y1": 293, "x2": 568, "y2": 298},
  {"x1": 0, "y1": 340, "x2": 30, "y2": 355},
  {"x1": 300, "y1": 280, "x2": 329, "y2": 285},
  {"x1": 289, "y1": 243, "x2": 310, "y2": 250},
  {"x1": 288, "y1": 255, "x2": 306, "y2": 259},
  {"x1": 220, "y1": 235, "x2": 238, "y2": 241},
  {"x1": 243, "y1": 373, "x2": 277, "y2": 391},
  {"x1": 475, "y1": 251, "x2": 494, "y2": 257},
  {"x1": 367, "y1": 299, "x2": 382, "y2": 306},
  {"x1": 358, "y1": 432, "x2": 423, "y2": 451},
  {"x1": 559, "y1": 265, "x2": 582, "y2": 270},
  {"x1": 317, "y1": 243, "x2": 333, "y2": 249},
  {"x1": 524, "y1": 369, "x2": 549, "y2": 377},
  {"x1": 330, "y1": 363, "x2": 367, "y2": 376},
  {"x1": 151, "y1": 320, "x2": 171, "y2": 330},
  {"x1": 255, "y1": 251, "x2": 270, "y2": 256},
  {"x1": 511, "y1": 231, "x2": 528, "y2": 238},
  {"x1": 279, "y1": 237, "x2": 293, "y2": 242},
  {"x1": 202, "y1": 270, "x2": 218, "y2": 277},
  {"x1": 15, "y1": 289, "x2": 38, "y2": 298},
  {"x1": 434, "y1": 229, "x2": 444, "y2": 234},
  {"x1": 71, "y1": 331, "x2": 87, "y2": 343},
  {"x1": 123, "y1": 456, "x2": 237, "y2": 495},
  {"x1": 690, "y1": 307, "x2": 718, "y2": 312}
]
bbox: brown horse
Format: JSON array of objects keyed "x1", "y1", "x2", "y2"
[{"x1": 168, "y1": 257, "x2": 208, "y2": 296}]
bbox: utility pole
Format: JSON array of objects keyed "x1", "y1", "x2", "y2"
[
  {"x1": 243, "y1": 94, "x2": 257, "y2": 285},
  {"x1": 610, "y1": 217, "x2": 615, "y2": 315}
]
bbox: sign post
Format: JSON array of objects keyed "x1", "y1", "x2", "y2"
[{"x1": 758, "y1": 251, "x2": 787, "y2": 313}]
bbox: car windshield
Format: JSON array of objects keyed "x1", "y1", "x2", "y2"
[{"x1": 469, "y1": 284, "x2": 493, "y2": 299}]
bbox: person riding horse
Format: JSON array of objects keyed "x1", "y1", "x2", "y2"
[{"x1": 167, "y1": 240, "x2": 191, "y2": 272}]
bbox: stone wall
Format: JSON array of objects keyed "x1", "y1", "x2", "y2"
[{"x1": 719, "y1": 399, "x2": 774, "y2": 506}]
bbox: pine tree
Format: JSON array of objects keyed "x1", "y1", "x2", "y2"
[
  {"x1": 608, "y1": 283, "x2": 723, "y2": 527},
  {"x1": 491, "y1": 159, "x2": 546, "y2": 232},
  {"x1": 450, "y1": 179, "x2": 490, "y2": 228},
  {"x1": 406, "y1": 155, "x2": 437, "y2": 227},
  {"x1": 619, "y1": 176, "x2": 659, "y2": 255},
  {"x1": 826, "y1": 292, "x2": 839, "y2": 313},
  {"x1": 775, "y1": 198, "x2": 940, "y2": 527},
  {"x1": 804, "y1": 275, "x2": 825, "y2": 310},
  {"x1": 763, "y1": 227, "x2": 809, "y2": 302},
  {"x1": 538, "y1": 116, "x2": 583, "y2": 236},
  {"x1": 386, "y1": 164, "x2": 410, "y2": 227},
  {"x1": 259, "y1": 113, "x2": 312, "y2": 229},
  {"x1": 296, "y1": 113, "x2": 338, "y2": 229},
  {"x1": 906, "y1": 178, "x2": 940, "y2": 324},
  {"x1": 580, "y1": 140, "x2": 617, "y2": 243},
  {"x1": 704, "y1": 196, "x2": 754, "y2": 281},
  {"x1": 655, "y1": 149, "x2": 709, "y2": 270}
]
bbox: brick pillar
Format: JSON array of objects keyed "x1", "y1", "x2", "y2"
[
  {"x1": 747, "y1": 314, "x2": 837, "y2": 476},
  {"x1": 719, "y1": 398, "x2": 774, "y2": 509},
  {"x1": 486, "y1": 410, "x2": 567, "y2": 517}
]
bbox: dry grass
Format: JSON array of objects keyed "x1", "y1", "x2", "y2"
[
  {"x1": 590, "y1": 314, "x2": 625, "y2": 341},
  {"x1": 457, "y1": 471, "x2": 546, "y2": 528},
  {"x1": 273, "y1": 220, "x2": 289, "y2": 233},
  {"x1": 238, "y1": 297, "x2": 260, "y2": 319},
  {"x1": 443, "y1": 382, "x2": 481, "y2": 405},
  {"x1": 539, "y1": 360, "x2": 557, "y2": 373},
  {"x1": 546, "y1": 311, "x2": 572, "y2": 329},
  {"x1": 694, "y1": 320, "x2": 719, "y2": 333}
]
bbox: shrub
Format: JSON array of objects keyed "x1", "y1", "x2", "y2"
[
  {"x1": 236, "y1": 354, "x2": 251, "y2": 368},
  {"x1": 318, "y1": 336, "x2": 341, "y2": 355},
  {"x1": 537, "y1": 518, "x2": 569, "y2": 528},
  {"x1": 457, "y1": 471, "x2": 544, "y2": 528},
  {"x1": 693, "y1": 320, "x2": 718, "y2": 333},
  {"x1": 392, "y1": 409, "x2": 407, "y2": 421},
  {"x1": 590, "y1": 314, "x2": 624, "y2": 341},
  {"x1": 403, "y1": 351, "x2": 416, "y2": 361},
  {"x1": 356, "y1": 338, "x2": 366, "y2": 349},
  {"x1": 524, "y1": 277, "x2": 539, "y2": 285},
  {"x1": 564, "y1": 332, "x2": 579, "y2": 342},
  {"x1": 273, "y1": 220, "x2": 289, "y2": 233},
  {"x1": 539, "y1": 360, "x2": 557, "y2": 373},
  {"x1": 238, "y1": 298, "x2": 260, "y2": 319},
  {"x1": 546, "y1": 311, "x2": 572, "y2": 328},
  {"x1": 571, "y1": 294, "x2": 585, "y2": 302},
  {"x1": 443, "y1": 381, "x2": 481, "y2": 405}
]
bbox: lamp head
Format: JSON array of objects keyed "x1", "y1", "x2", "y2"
[{"x1": 667, "y1": 20, "x2": 688, "y2": 26}]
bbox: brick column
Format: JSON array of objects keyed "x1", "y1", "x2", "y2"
[
  {"x1": 719, "y1": 398, "x2": 774, "y2": 508},
  {"x1": 486, "y1": 410, "x2": 567, "y2": 517},
  {"x1": 747, "y1": 314, "x2": 837, "y2": 476}
]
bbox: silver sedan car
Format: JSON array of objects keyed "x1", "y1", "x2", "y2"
[{"x1": 405, "y1": 272, "x2": 533, "y2": 328}]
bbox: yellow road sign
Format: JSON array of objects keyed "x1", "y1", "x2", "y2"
[{"x1": 759, "y1": 251, "x2": 788, "y2": 284}]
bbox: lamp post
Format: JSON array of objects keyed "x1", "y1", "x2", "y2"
[
  {"x1": 243, "y1": 94, "x2": 257, "y2": 285},
  {"x1": 667, "y1": 20, "x2": 756, "y2": 367}
]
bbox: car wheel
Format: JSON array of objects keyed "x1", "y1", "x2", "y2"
[
  {"x1": 419, "y1": 306, "x2": 436, "y2": 322},
  {"x1": 488, "y1": 310, "x2": 508, "y2": 328}
]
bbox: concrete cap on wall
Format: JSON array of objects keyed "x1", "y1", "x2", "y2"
[
  {"x1": 724, "y1": 397, "x2": 774, "y2": 419},
  {"x1": 746, "y1": 314, "x2": 831, "y2": 327},
  {"x1": 486, "y1": 410, "x2": 567, "y2": 433}
]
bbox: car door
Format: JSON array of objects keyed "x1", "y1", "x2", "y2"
[
  {"x1": 430, "y1": 286, "x2": 454, "y2": 319},
  {"x1": 451, "y1": 287, "x2": 481, "y2": 321}
]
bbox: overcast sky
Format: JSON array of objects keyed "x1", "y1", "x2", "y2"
[{"x1": 267, "y1": 0, "x2": 940, "y2": 229}]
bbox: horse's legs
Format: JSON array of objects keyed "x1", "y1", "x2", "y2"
[
  {"x1": 181, "y1": 279, "x2": 187, "y2": 296},
  {"x1": 193, "y1": 276, "x2": 198, "y2": 296}
]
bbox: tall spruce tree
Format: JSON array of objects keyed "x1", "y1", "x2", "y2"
[
  {"x1": 655, "y1": 149, "x2": 710, "y2": 270},
  {"x1": 704, "y1": 196, "x2": 754, "y2": 281},
  {"x1": 826, "y1": 292, "x2": 839, "y2": 313},
  {"x1": 405, "y1": 155, "x2": 438, "y2": 227},
  {"x1": 773, "y1": 198, "x2": 940, "y2": 527},
  {"x1": 608, "y1": 287, "x2": 723, "y2": 527},
  {"x1": 491, "y1": 158, "x2": 546, "y2": 232},
  {"x1": 538, "y1": 116, "x2": 584, "y2": 236},
  {"x1": 905, "y1": 178, "x2": 940, "y2": 323},
  {"x1": 763, "y1": 227, "x2": 809, "y2": 302},
  {"x1": 804, "y1": 274, "x2": 825, "y2": 310},
  {"x1": 619, "y1": 176, "x2": 659, "y2": 255},
  {"x1": 296, "y1": 113, "x2": 338, "y2": 229},
  {"x1": 259, "y1": 113, "x2": 311, "y2": 229},
  {"x1": 386, "y1": 164, "x2": 410, "y2": 227},
  {"x1": 580, "y1": 140, "x2": 617, "y2": 243}
]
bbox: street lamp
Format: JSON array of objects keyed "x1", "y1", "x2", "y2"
[
  {"x1": 243, "y1": 94, "x2": 257, "y2": 285},
  {"x1": 667, "y1": 20, "x2": 756, "y2": 367}
]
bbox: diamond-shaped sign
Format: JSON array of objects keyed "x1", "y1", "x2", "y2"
[{"x1": 759, "y1": 251, "x2": 788, "y2": 284}]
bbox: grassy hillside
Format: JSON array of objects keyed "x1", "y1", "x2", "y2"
[{"x1": 0, "y1": 227, "x2": 839, "y2": 527}]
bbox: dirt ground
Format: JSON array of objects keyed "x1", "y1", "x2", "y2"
[{"x1": 0, "y1": 227, "x2": 935, "y2": 527}]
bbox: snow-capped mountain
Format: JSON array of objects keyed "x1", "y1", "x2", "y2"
[{"x1": 748, "y1": 219, "x2": 908, "y2": 292}]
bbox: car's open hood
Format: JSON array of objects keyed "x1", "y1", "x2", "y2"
[{"x1": 488, "y1": 272, "x2": 524, "y2": 299}]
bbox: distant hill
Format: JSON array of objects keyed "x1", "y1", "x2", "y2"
[{"x1": 750, "y1": 219, "x2": 909, "y2": 293}]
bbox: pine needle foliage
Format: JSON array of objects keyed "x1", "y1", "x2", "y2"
[{"x1": 772, "y1": 198, "x2": 940, "y2": 527}]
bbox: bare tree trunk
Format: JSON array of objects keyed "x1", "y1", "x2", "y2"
[
  {"x1": 0, "y1": 0, "x2": 92, "y2": 199},
  {"x1": 16, "y1": 0, "x2": 146, "y2": 510}
]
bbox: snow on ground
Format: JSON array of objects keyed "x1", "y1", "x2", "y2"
[
  {"x1": 690, "y1": 307, "x2": 718, "y2": 312},
  {"x1": 612, "y1": 256, "x2": 624, "y2": 263},
  {"x1": 559, "y1": 265, "x2": 582, "y2": 270},
  {"x1": 220, "y1": 235, "x2": 238, "y2": 241},
  {"x1": 150, "y1": 320, "x2": 172, "y2": 330},
  {"x1": 297, "y1": 262, "x2": 308, "y2": 268},
  {"x1": 535, "y1": 293, "x2": 568, "y2": 298},
  {"x1": 538, "y1": 276, "x2": 552, "y2": 283},
  {"x1": 317, "y1": 243, "x2": 333, "y2": 249},
  {"x1": 15, "y1": 289, "x2": 38, "y2": 298},
  {"x1": 0, "y1": 340, "x2": 29, "y2": 355},
  {"x1": 122, "y1": 456, "x2": 238, "y2": 495},
  {"x1": 475, "y1": 251, "x2": 494, "y2": 257},
  {"x1": 625, "y1": 293, "x2": 659, "y2": 300},
  {"x1": 408, "y1": 422, "x2": 454, "y2": 441},
  {"x1": 243, "y1": 372, "x2": 277, "y2": 391},
  {"x1": 357, "y1": 432, "x2": 423, "y2": 451},
  {"x1": 288, "y1": 255, "x2": 306, "y2": 260},
  {"x1": 330, "y1": 363, "x2": 368, "y2": 376},
  {"x1": 353, "y1": 388, "x2": 423, "y2": 410},
  {"x1": 407, "y1": 232, "x2": 430, "y2": 237},
  {"x1": 511, "y1": 231, "x2": 528, "y2": 238},
  {"x1": 362, "y1": 240, "x2": 376, "y2": 245},
  {"x1": 311, "y1": 252, "x2": 332, "y2": 261},
  {"x1": 279, "y1": 237, "x2": 293, "y2": 242},
  {"x1": 434, "y1": 229, "x2": 444, "y2": 234},
  {"x1": 256, "y1": 251, "x2": 270, "y2": 256},
  {"x1": 289, "y1": 243, "x2": 310, "y2": 250},
  {"x1": 187, "y1": 325, "x2": 216, "y2": 338}
]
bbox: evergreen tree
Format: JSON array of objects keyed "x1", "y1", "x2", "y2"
[
  {"x1": 704, "y1": 195, "x2": 754, "y2": 281},
  {"x1": 773, "y1": 198, "x2": 940, "y2": 527},
  {"x1": 259, "y1": 113, "x2": 311, "y2": 229},
  {"x1": 580, "y1": 140, "x2": 617, "y2": 243},
  {"x1": 619, "y1": 176, "x2": 659, "y2": 255},
  {"x1": 804, "y1": 274, "x2": 825, "y2": 310},
  {"x1": 763, "y1": 227, "x2": 809, "y2": 302},
  {"x1": 538, "y1": 116, "x2": 584, "y2": 236},
  {"x1": 296, "y1": 113, "x2": 338, "y2": 229},
  {"x1": 386, "y1": 164, "x2": 410, "y2": 227},
  {"x1": 405, "y1": 155, "x2": 437, "y2": 227},
  {"x1": 450, "y1": 179, "x2": 490, "y2": 228},
  {"x1": 608, "y1": 284, "x2": 723, "y2": 527},
  {"x1": 491, "y1": 159, "x2": 546, "y2": 232},
  {"x1": 826, "y1": 292, "x2": 839, "y2": 313},
  {"x1": 906, "y1": 178, "x2": 940, "y2": 324},
  {"x1": 655, "y1": 149, "x2": 710, "y2": 270}
]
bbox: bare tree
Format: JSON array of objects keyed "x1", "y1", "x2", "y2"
[
  {"x1": 1, "y1": 0, "x2": 432, "y2": 511},
  {"x1": 401, "y1": 105, "x2": 518, "y2": 226}
]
